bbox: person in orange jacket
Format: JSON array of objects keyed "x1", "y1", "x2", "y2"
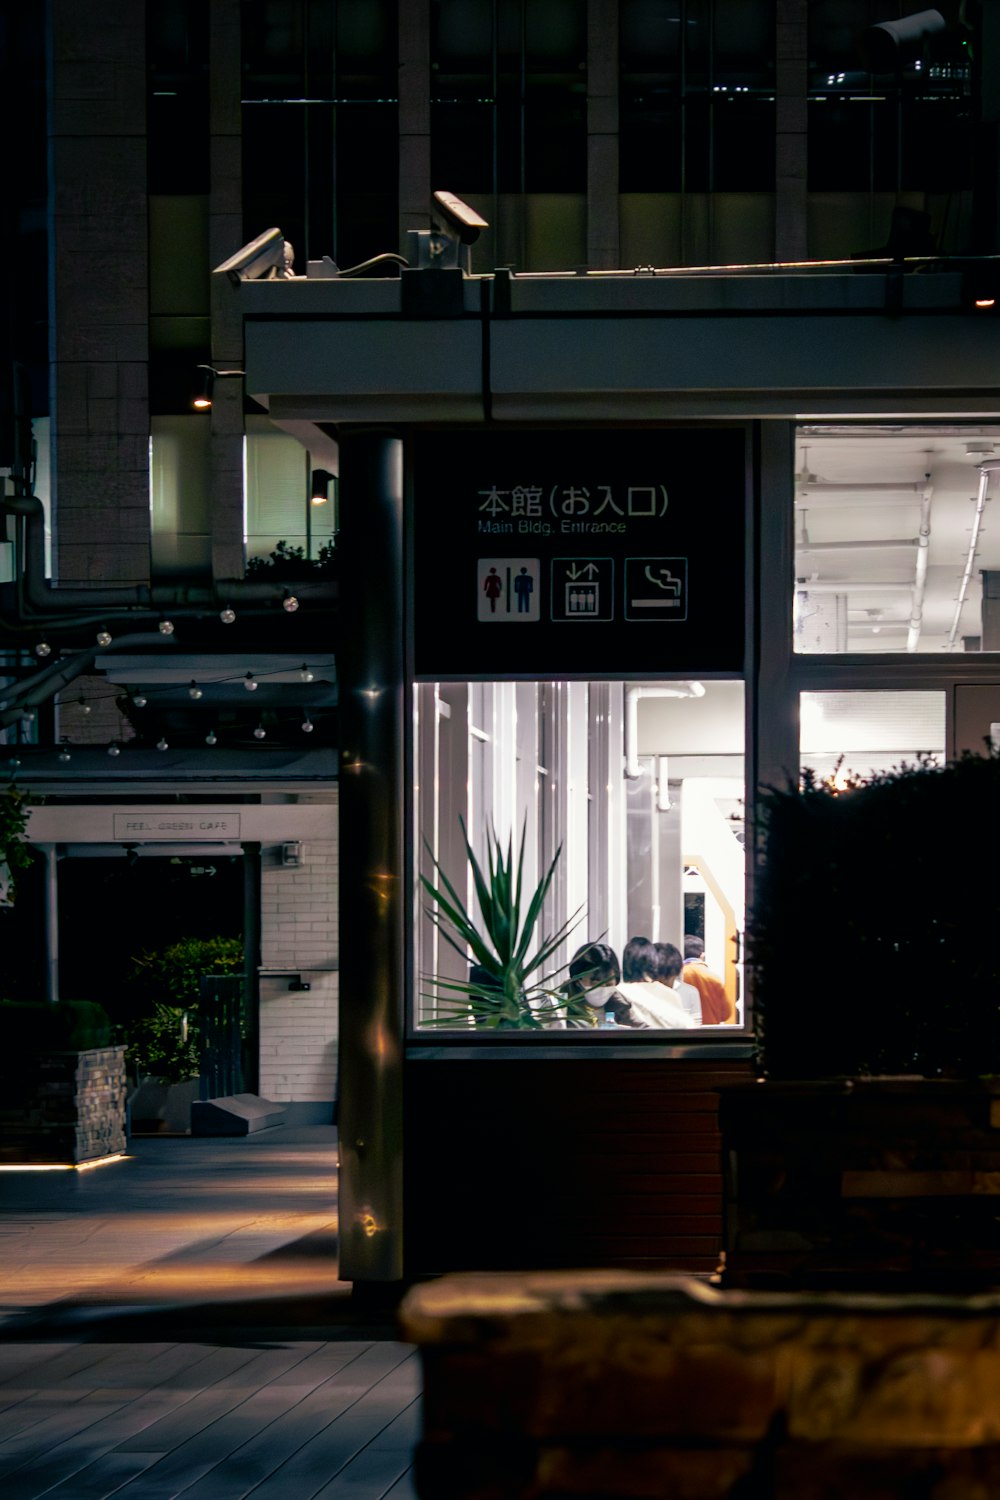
[{"x1": 682, "y1": 934, "x2": 736, "y2": 1024}]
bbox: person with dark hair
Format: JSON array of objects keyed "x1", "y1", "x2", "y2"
[
  {"x1": 682, "y1": 935, "x2": 736, "y2": 1025},
  {"x1": 611, "y1": 935, "x2": 698, "y2": 1029},
  {"x1": 564, "y1": 942, "x2": 623, "y2": 1027},
  {"x1": 656, "y1": 940, "x2": 703, "y2": 1026}
]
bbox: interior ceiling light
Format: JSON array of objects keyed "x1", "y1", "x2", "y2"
[
  {"x1": 282, "y1": 591, "x2": 299, "y2": 613},
  {"x1": 96, "y1": 629, "x2": 112, "y2": 646},
  {"x1": 220, "y1": 607, "x2": 236, "y2": 624},
  {"x1": 34, "y1": 641, "x2": 51, "y2": 658},
  {"x1": 158, "y1": 619, "x2": 175, "y2": 635},
  {"x1": 310, "y1": 468, "x2": 332, "y2": 504},
  {"x1": 243, "y1": 672, "x2": 258, "y2": 691},
  {"x1": 188, "y1": 680, "x2": 203, "y2": 700}
]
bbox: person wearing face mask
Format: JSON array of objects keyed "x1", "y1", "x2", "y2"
[{"x1": 563, "y1": 942, "x2": 624, "y2": 1027}]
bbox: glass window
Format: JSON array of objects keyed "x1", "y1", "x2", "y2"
[
  {"x1": 794, "y1": 424, "x2": 1000, "y2": 654},
  {"x1": 413, "y1": 677, "x2": 745, "y2": 1032},
  {"x1": 244, "y1": 415, "x2": 336, "y2": 563},
  {"x1": 799, "y1": 689, "x2": 946, "y2": 783}
]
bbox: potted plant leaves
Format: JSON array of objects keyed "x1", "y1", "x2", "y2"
[{"x1": 420, "y1": 819, "x2": 589, "y2": 1029}]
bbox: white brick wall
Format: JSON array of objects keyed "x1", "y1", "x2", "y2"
[{"x1": 259, "y1": 816, "x2": 339, "y2": 1104}]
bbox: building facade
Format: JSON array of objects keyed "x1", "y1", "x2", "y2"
[{"x1": 2, "y1": 2, "x2": 999, "y2": 1277}]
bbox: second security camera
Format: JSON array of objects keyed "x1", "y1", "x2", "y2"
[{"x1": 431, "y1": 191, "x2": 489, "y2": 245}]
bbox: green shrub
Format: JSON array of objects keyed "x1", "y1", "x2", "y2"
[
  {"x1": 749, "y1": 751, "x2": 1000, "y2": 1080},
  {"x1": 0, "y1": 999, "x2": 113, "y2": 1052},
  {"x1": 124, "y1": 936, "x2": 243, "y2": 1083}
]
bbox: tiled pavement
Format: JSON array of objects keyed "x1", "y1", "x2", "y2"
[{"x1": 0, "y1": 1127, "x2": 420, "y2": 1499}]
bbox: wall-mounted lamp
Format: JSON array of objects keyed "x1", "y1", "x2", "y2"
[
  {"x1": 192, "y1": 363, "x2": 246, "y2": 411},
  {"x1": 310, "y1": 469, "x2": 333, "y2": 504}
]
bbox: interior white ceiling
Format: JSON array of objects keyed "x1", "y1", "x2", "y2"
[{"x1": 794, "y1": 424, "x2": 1000, "y2": 653}]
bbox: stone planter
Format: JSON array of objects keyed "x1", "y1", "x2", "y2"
[
  {"x1": 0, "y1": 1045, "x2": 127, "y2": 1164},
  {"x1": 400, "y1": 1269, "x2": 1000, "y2": 1499},
  {"x1": 127, "y1": 1076, "x2": 200, "y2": 1134},
  {"x1": 720, "y1": 1076, "x2": 1000, "y2": 1291}
]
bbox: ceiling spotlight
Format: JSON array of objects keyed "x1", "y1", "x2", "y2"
[
  {"x1": 107, "y1": 741, "x2": 121, "y2": 757},
  {"x1": 57, "y1": 739, "x2": 71, "y2": 763},
  {"x1": 96, "y1": 629, "x2": 112, "y2": 646},
  {"x1": 35, "y1": 641, "x2": 51, "y2": 658},
  {"x1": 205, "y1": 729, "x2": 218, "y2": 746},
  {"x1": 282, "y1": 591, "x2": 299, "y2": 613},
  {"x1": 299, "y1": 664, "x2": 315, "y2": 682},
  {"x1": 132, "y1": 694, "x2": 147, "y2": 709},
  {"x1": 302, "y1": 713, "x2": 314, "y2": 733},
  {"x1": 253, "y1": 724, "x2": 266, "y2": 740},
  {"x1": 243, "y1": 672, "x2": 258, "y2": 691},
  {"x1": 77, "y1": 695, "x2": 91, "y2": 715},
  {"x1": 158, "y1": 619, "x2": 175, "y2": 635},
  {"x1": 156, "y1": 736, "x2": 169, "y2": 751},
  {"x1": 188, "y1": 680, "x2": 203, "y2": 700},
  {"x1": 220, "y1": 607, "x2": 236, "y2": 624},
  {"x1": 310, "y1": 468, "x2": 332, "y2": 505}
]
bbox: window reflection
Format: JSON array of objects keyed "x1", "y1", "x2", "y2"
[{"x1": 413, "y1": 678, "x2": 745, "y2": 1031}]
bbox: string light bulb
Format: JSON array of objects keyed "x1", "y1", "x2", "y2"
[
  {"x1": 282, "y1": 591, "x2": 299, "y2": 613},
  {"x1": 158, "y1": 619, "x2": 175, "y2": 635},
  {"x1": 188, "y1": 680, "x2": 203, "y2": 700},
  {"x1": 302, "y1": 713, "x2": 314, "y2": 733},
  {"x1": 35, "y1": 641, "x2": 51, "y2": 658},
  {"x1": 243, "y1": 672, "x2": 258, "y2": 691},
  {"x1": 299, "y1": 664, "x2": 315, "y2": 682},
  {"x1": 219, "y1": 607, "x2": 236, "y2": 624},
  {"x1": 96, "y1": 629, "x2": 112, "y2": 646},
  {"x1": 58, "y1": 739, "x2": 71, "y2": 763},
  {"x1": 77, "y1": 695, "x2": 91, "y2": 715},
  {"x1": 205, "y1": 729, "x2": 217, "y2": 746},
  {"x1": 132, "y1": 693, "x2": 147, "y2": 708},
  {"x1": 156, "y1": 736, "x2": 168, "y2": 751},
  {"x1": 107, "y1": 742, "x2": 120, "y2": 757},
  {"x1": 253, "y1": 723, "x2": 266, "y2": 739}
]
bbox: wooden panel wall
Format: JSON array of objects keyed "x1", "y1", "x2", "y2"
[{"x1": 403, "y1": 1057, "x2": 754, "y2": 1277}]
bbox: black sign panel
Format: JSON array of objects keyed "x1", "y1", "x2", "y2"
[{"x1": 411, "y1": 427, "x2": 745, "y2": 676}]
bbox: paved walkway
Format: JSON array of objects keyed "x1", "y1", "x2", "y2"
[{"x1": 0, "y1": 1127, "x2": 421, "y2": 1498}]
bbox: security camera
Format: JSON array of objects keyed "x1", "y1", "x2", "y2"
[
  {"x1": 431, "y1": 191, "x2": 489, "y2": 246},
  {"x1": 859, "y1": 8, "x2": 946, "y2": 72},
  {"x1": 213, "y1": 227, "x2": 296, "y2": 285}
]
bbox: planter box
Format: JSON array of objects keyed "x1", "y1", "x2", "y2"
[
  {"x1": 400, "y1": 1269, "x2": 1000, "y2": 1499},
  {"x1": 720, "y1": 1077, "x2": 1000, "y2": 1291},
  {"x1": 0, "y1": 1045, "x2": 127, "y2": 1164}
]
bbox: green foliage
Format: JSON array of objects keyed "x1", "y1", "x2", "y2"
[
  {"x1": 749, "y1": 750, "x2": 1000, "y2": 1080},
  {"x1": 245, "y1": 539, "x2": 336, "y2": 579},
  {"x1": 124, "y1": 936, "x2": 243, "y2": 1083},
  {"x1": 0, "y1": 999, "x2": 112, "y2": 1052},
  {"x1": 420, "y1": 819, "x2": 586, "y2": 1028},
  {"x1": 0, "y1": 785, "x2": 36, "y2": 906}
]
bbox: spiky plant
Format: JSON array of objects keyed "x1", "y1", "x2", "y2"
[{"x1": 420, "y1": 818, "x2": 587, "y2": 1028}]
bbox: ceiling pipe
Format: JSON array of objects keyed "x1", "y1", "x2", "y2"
[
  {"x1": 0, "y1": 493, "x2": 334, "y2": 631},
  {"x1": 624, "y1": 683, "x2": 705, "y2": 780},
  {"x1": 799, "y1": 538, "x2": 921, "y2": 550},
  {"x1": 906, "y1": 477, "x2": 933, "y2": 652},
  {"x1": 947, "y1": 462, "x2": 998, "y2": 649}
]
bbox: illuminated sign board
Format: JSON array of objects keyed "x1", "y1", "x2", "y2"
[{"x1": 412, "y1": 427, "x2": 746, "y2": 676}]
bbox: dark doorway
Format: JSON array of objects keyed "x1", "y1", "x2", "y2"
[{"x1": 57, "y1": 854, "x2": 244, "y2": 1019}]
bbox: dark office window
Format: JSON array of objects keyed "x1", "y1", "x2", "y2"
[
  {"x1": 2, "y1": 6, "x2": 47, "y2": 396},
  {"x1": 241, "y1": 0, "x2": 398, "y2": 269},
  {"x1": 431, "y1": 0, "x2": 586, "y2": 195},
  {"x1": 147, "y1": 1, "x2": 210, "y2": 193},
  {"x1": 619, "y1": 0, "x2": 775, "y2": 194}
]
